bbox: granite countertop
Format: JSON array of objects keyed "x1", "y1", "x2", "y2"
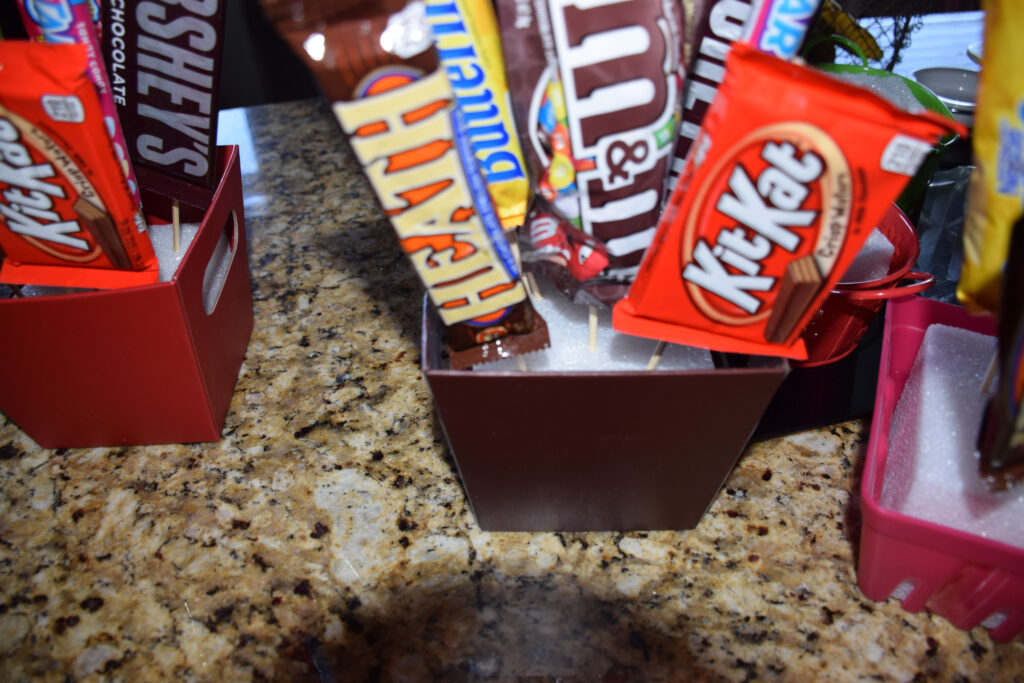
[{"x1": 1, "y1": 98, "x2": 1022, "y2": 681}]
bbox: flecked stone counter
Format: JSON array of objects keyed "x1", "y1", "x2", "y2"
[{"x1": 1, "y1": 99, "x2": 1022, "y2": 681}]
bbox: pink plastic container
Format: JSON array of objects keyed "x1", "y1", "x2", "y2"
[{"x1": 859, "y1": 296, "x2": 1024, "y2": 642}]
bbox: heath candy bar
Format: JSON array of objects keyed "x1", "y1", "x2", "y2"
[{"x1": 262, "y1": 0, "x2": 549, "y2": 369}]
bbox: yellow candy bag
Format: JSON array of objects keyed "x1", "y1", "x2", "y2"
[
  {"x1": 959, "y1": 0, "x2": 1023, "y2": 314},
  {"x1": 425, "y1": 0, "x2": 531, "y2": 230}
]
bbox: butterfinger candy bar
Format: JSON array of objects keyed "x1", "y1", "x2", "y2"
[
  {"x1": 763, "y1": 254, "x2": 821, "y2": 344},
  {"x1": 262, "y1": 0, "x2": 549, "y2": 368},
  {"x1": 959, "y1": 0, "x2": 1022, "y2": 316},
  {"x1": 425, "y1": 0, "x2": 530, "y2": 230},
  {"x1": 0, "y1": 41, "x2": 158, "y2": 289},
  {"x1": 613, "y1": 44, "x2": 961, "y2": 359}
]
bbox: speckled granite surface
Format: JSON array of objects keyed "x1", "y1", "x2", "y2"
[{"x1": 1, "y1": 99, "x2": 1022, "y2": 681}]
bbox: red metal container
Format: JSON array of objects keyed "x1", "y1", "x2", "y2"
[
  {"x1": 859, "y1": 296, "x2": 1024, "y2": 642},
  {"x1": 796, "y1": 204, "x2": 933, "y2": 367}
]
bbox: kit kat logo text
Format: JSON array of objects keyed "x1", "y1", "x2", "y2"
[
  {"x1": 0, "y1": 115, "x2": 96, "y2": 260},
  {"x1": 681, "y1": 124, "x2": 852, "y2": 325},
  {"x1": 333, "y1": 69, "x2": 526, "y2": 326}
]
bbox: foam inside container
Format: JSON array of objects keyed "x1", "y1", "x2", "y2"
[
  {"x1": 858, "y1": 297, "x2": 1024, "y2": 643},
  {"x1": 881, "y1": 323, "x2": 1024, "y2": 548},
  {"x1": 475, "y1": 277, "x2": 714, "y2": 372}
]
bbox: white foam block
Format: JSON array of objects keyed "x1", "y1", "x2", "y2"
[
  {"x1": 474, "y1": 276, "x2": 715, "y2": 372},
  {"x1": 881, "y1": 323, "x2": 1024, "y2": 548},
  {"x1": 147, "y1": 222, "x2": 201, "y2": 282},
  {"x1": 840, "y1": 227, "x2": 895, "y2": 284},
  {"x1": 835, "y1": 71, "x2": 925, "y2": 114}
]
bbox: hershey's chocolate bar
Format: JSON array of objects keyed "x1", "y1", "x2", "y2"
[
  {"x1": 671, "y1": 0, "x2": 753, "y2": 186},
  {"x1": 102, "y1": 0, "x2": 226, "y2": 189}
]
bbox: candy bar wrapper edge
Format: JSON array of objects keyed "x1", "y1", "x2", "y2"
[
  {"x1": 612, "y1": 44, "x2": 962, "y2": 360},
  {"x1": 741, "y1": 0, "x2": 821, "y2": 60},
  {"x1": 17, "y1": 0, "x2": 146, "y2": 207},
  {"x1": 0, "y1": 41, "x2": 159, "y2": 289},
  {"x1": 958, "y1": 0, "x2": 1022, "y2": 316},
  {"x1": 671, "y1": 0, "x2": 753, "y2": 191},
  {"x1": 261, "y1": 0, "x2": 548, "y2": 369},
  {"x1": 977, "y1": 215, "x2": 1024, "y2": 491},
  {"x1": 672, "y1": 0, "x2": 820, "y2": 193}
]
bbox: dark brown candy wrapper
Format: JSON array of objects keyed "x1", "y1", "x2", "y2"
[
  {"x1": 103, "y1": 0, "x2": 227, "y2": 191},
  {"x1": 670, "y1": 0, "x2": 753, "y2": 189},
  {"x1": 977, "y1": 215, "x2": 1024, "y2": 490},
  {"x1": 496, "y1": 0, "x2": 685, "y2": 306}
]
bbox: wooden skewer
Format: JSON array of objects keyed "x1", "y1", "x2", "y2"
[
  {"x1": 647, "y1": 341, "x2": 667, "y2": 371},
  {"x1": 172, "y1": 198, "x2": 181, "y2": 254},
  {"x1": 525, "y1": 271, "x2": 542, "y2": 300},
  {"x1": 509, "y1": 237, "x2": 522, "y2": 270},
  {"x1": 981, "y1": 348, "x2": 999, "y2": 395},
  {"x1": 588, "y1": 305, "x2": 598, "y2": 351},
  {"x1": 516, "y1": 355, "x2": 528, "y2": 372}
]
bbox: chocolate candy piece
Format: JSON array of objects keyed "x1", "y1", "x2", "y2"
[
  {"x1": 763, "y1": 254, "x2": 821, "y2": 344},
  {"x1": 102, "y1": 0, "x2": 227, "y2": 190},
  {"x1": 73, "y1": 197, "x2": 131, "y2": 269}
]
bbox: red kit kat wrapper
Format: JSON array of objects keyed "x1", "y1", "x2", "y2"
[
  {"x1": 613, "y1": 45, "x2": 962, "y2": 360},
  {"x1": 0, "y1": 42, "x2": 158, "y2": 289}
]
